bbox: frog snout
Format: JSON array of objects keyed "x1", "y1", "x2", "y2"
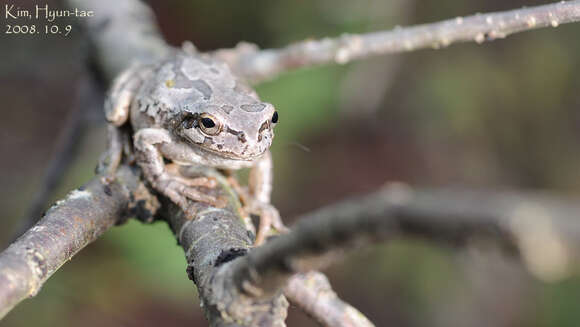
[
  {"x1": 244, "y1": 129, "x2": 273, "y2": 156},
  {"x1": 260, "y1": 124, "x2": 275, "y2": 144},
  {"x1": 257, "y1": 128, "x2": 270, "y2": 143}
]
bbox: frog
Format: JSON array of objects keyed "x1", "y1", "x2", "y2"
[{"x1": 102, "y1": 45, "x2": 286, "y2": 245}]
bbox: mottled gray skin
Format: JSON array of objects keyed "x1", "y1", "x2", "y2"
[
  {"x1": 130, "y1": 53, "x2": 276, "y2": 168},
  {"x1": 104, "y1": 48, "x2": 284, "y2": 243}
]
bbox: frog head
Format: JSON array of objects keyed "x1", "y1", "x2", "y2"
[
  {"x1": 170, "y1": 54, "x2": 278, "y2": 161},
  {"x1": 177, "y1": 99, "x2": 278, "y2": 161}
]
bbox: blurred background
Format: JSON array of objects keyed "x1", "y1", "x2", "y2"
[{"x1": 2, "y1": 0, "x2": 580, "y2": 326}]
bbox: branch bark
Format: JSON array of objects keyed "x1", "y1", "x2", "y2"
[
  {"x1": 159, "y1": 166, "x2": 287, "y2": 327},
  {"x1": 1, "y1": 0, "x2": 168, "y2": 320},
  {"x1": 285, "y1": 272, "x2": 375, "y2": 327},
  {"x1": 0, "y1": 166, "x2": 156, "y2": 319},
  {"x1": 214, "y1": 0, "x2": 580, "y2": 83},
  {"x1": 1, "y1": 161, "x2": 371, "y2": 326},
  {"x1": 161, "y1": 166, "x2": 381, "y2": 327},
  {"x1": 230, "y1": 184, "x2": 580, "y2": 297}
]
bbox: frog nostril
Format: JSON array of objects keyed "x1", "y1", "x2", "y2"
[{"x1": 258, "y1": 121, "x2": 270, "y2": 134}]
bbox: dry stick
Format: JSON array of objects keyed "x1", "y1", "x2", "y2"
[
  {"x1": 285, "y1": 272, "x2": 375, "y2": 327},
  {"x1": 0, "y1": 166, "x2": 152, "y2": 320},
  {"x1": 1, "y1": 0, "x2": 167, "y2": 319},
  {"x1": 158, "y1": 165, "x2": 375, "y2": 327},
  {"x1": 337, "y1": 0, "x2": 414, "y2": 119},
  {"x1": 214, "y1": 0, "x2": 580, "y2": 84},
  {"x1": 159, "y1": 167, "x2": 288, "y2": 327},
  {"x1": 0, "y1": 162, "x2": 366, "y2": 326},
  {"x1": 231, "y1": 185, "x2": 580, "y2": 296}
]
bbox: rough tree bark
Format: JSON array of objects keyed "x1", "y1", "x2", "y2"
[{"x1": 0, "y1": 166, "x2": 153, "y2": 319}]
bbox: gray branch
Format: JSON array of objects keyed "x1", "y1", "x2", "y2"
[
  {"x1": 1, "y1": 0, "x2": 167, "y2": 319},
  {"x1": 0, "y1": 166, "x2": 155, "y2": 319},
  {"x1": 159, "y1": 166, "x2": 288, "y2": 327},
  {"x1": 162, "y1": 167, "x2": 373, "y2": 326},
  {"x1": 65, "y1": 0, "x2": 169, "y2": 82},
  {"x1": 214, "y1": 0, "x2": 580, "y2": 83},
  {"x1": 1, "y1": 161, "x2": 369, "y2": 326},
  {"x1": 285, "y1": 272, "x2": 375, "y2": 327},
  {"x1": 230, "y1": 184, "x2": 580, "y2": 296}
]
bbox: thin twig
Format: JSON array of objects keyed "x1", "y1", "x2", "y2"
[
  {"x1": 337, "y1": 0, "x2": 414, "y2": 119},
  {"x1": 214, "y1": 0, "x2": 580, "y2": 83},
  {"x1": 231, "y1": 184, "x2": 580, "y2": 296},
  {"x1": 285, "y1": 272, "x2": 375, "y2": 327},
  {"x1": 0, "y1": 166, "x2": 157, "y2": 319}
]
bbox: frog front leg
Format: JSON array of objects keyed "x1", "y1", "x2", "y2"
[
  {"x1": 248, "y1": 150, "x2": 288, "y2": 245},
  {"x1": 100, "y1": 65, "x2": 145, "y2": 180},
  {"x1": 134, "y1": 128, "x2": 219, "y2": 211}
]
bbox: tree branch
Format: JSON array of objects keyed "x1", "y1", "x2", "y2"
[
  {"x1": 230, "y1": 184, "x2": 580, "y2": 297},
  {"x1": 214, "y1": 0, "x2": 580, "y2": 83},
  {"x1": 65, "y1": 0, "x2": 169, "y2": 82},
  {"x1": 0, "y1": 166, "x2": 158, "y2": 319},
  {"x1": 160, "y1": 166, "x2": 376, "y2": 327},
  {"x1": 159, "y1": 166, "x2": 288, "y2": 327},
  {"x1": 285, "y1": 272, "x2": 375, "y2": 327},
  {"x1": 0, "y1": 0, "x2": 168, "y2": 320}
]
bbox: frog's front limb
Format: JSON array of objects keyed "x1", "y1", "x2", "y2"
[
  {"x1": 98, "y1": 125, "x2": 124, "y2": 182},
  {"x1": 134, "y1": 128, "x2": 219, "y2": 210},
  {"x1": 100, "y1": 65, "x2": 147, "y2": 181},
  {"x1": 248, "y1": 151, "x2": 288, "y2": 245},
  {"x1": 252, "y1": 202, "x2": 287, "y2": 245},
  {"x1": 104, "y1": 64, "x2": 145, "y2": 127}
]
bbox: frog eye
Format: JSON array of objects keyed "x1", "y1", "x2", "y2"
[
  {"x1": 198, "y1": 113, "x2": 222, "y2": 135},
  {"x1": 271, "y1": 111, "x2": 279, "y2": 124}
]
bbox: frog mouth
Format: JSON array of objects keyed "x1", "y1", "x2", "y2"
[{"x1": 201, "y1": 145, "x2": 267, "y2": 161}]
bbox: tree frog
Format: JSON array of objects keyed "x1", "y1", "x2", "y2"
[{"x1": 103, "y1": 46, "x2": 285, "y2": 244}]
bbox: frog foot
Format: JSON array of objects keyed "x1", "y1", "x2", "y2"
[
  {"x1": 252, "y1": 201, "x2": 289, "y2": 246},
  {"x1": 98, "y1": 125, "x2": 128, "y2": 185},
  {"x1": 97, "y1": 152, "x2": 121, "y2": 185},
  {"x1": 155, "y1": 172, "x2": 221, "y2": 211}
]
